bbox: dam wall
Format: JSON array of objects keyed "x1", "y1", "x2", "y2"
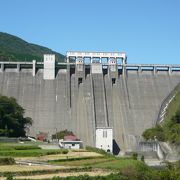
[{"x1": 0, "y1": 59, "x2": 180, "y2": 152}]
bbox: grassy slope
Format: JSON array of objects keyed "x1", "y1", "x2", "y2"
[
  {"x1": 49, "y1": 156, "x2": 148, "y2": 173},
  {"x1": 0, "y1": 32, "x2": 64, "y2": 62},
  {"x1": 164, "y1": 89, "x2": 180, "y2": 123},
  {"x1": 48, "y1": 156, "x2": 154, "y2": 179},
  {"x1": 142, "y1": 88, "x2": 180, "y2": 144},
  {"x1": 0, "y1": 143, "x2": 68, "y2": 157},
  {"x1": 162, "y1": 89, "x2": 180, "y2": 144}
]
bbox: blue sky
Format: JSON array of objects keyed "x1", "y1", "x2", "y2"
[{"x1": 0, "y1": 0, "x2": 180, "y2": 64}]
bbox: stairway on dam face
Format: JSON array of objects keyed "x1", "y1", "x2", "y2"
[{"x1": 92, "y1": 74, "x2": 108, "y2": 128}]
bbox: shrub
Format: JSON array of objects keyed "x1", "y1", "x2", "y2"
[
  {"x1": 0, "y1": 157, "x2": 15, "y2": 165},
  {"x1": 132, "y1": 153, "x2": 138, "y2": 160},
  {"x1": 121, "y1": 166, "x2": 138, "y2": 179},
  {"x1": 50, "y1": 173, "x2": 128, "y2": 180},
  {"x1": 46, "y1": 149, "x2": 68, "y2": 155},
  {"x1": 142, "y1": 125, "x2": 165, "y2": 141},
  {"x1": 6, "y1": 174, "x2": 14, "y2": 180},
  {"x1": 140, "y1": 155, "x2": 144, "y2": 162},
  {"x1": 14, "y1": 145, "x2": 41, "y2": 150},
  {"x1": 52, "y1": 129, "x2": 74, "y2": 139},
  {"x1": 62, "y1": 149, "x2": 68, "y2": 154}
]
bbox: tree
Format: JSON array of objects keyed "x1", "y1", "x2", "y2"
[
  {"x1": 142, "y1": 107, "x2": 180, "y2": 144},
  {"x1": 0, "y1": 95, "x2": 32, "y2": 137},
  {"x1": 172, "y1": 108, "x2": 180, "y2": 124},
  {"x1": 142, "y1": 125, "x2": 165, "y2": 141},
  {"x1": 52, "y1": 129, "x2": 74, "y2": 139}
]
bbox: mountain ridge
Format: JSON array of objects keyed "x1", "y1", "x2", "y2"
[{"x1": 0, "y1": 32, "x2": 64, "y2": 62}]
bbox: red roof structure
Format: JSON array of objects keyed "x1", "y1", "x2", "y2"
[{"x1": 64, "y1": 135, "x2": 78, "y2": 141}]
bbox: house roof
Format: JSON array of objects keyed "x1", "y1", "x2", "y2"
[
  {"x1": 64, "y1": 135, "x2": 78, "y2": 141},
  {"x1": 61, "y1": 140, "x2": 82, "y2": 144}
]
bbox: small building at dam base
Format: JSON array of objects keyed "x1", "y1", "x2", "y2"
[{"x1": 96, "y1": 127, "x2": 113, "y2": 153}]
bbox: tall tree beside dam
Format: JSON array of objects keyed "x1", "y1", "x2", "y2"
[{"x1": 0, "y1": 95, "x2": 32, "y2": 137}]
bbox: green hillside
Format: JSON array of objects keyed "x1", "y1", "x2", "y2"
[
  {"x1": 142, "y1": 87, "x2": 180, "y2": 144},
  {"x1": 0, "y1": 32, "x2": 64, "y2": 62}
]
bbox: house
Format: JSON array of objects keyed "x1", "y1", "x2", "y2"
[{"x1": 59, "y1": 135, "x2": 82, "y2": 149}]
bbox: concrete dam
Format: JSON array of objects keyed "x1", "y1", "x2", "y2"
[{"x1": 0, "y1": 51, "x2": 180, "y2": 154}]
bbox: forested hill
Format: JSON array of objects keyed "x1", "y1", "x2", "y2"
[{"x1": 0, "y1": 32, "x2": 64, "y2": 62}]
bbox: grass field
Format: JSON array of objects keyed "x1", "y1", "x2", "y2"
[
  {"x1": 164, "y1": 89, "x2": 180, "y2": 123},
  {"x1": 48, "y1": 156, "x2": 147, "y2": 172},
  {"x1": 49, "y1": 156, "x2": 113, "y2": 166},
  {"x1": 15, "y1": 151, "x2": 102, "y2": 162},
  {"x1": 94, "y1": 158, "x2": 147, "y2": 170},
  {"x1": 0, "y1": 143, "x2": 68, "y2": 157}
]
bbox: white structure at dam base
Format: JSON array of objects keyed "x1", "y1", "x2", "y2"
[{"x1": 96, "y1": 127, "x2": 113, "y2": 153}]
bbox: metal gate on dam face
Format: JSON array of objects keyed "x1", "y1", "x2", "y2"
[{"x1": 0, "y1": 51, "x2": 180, "y2": 154}]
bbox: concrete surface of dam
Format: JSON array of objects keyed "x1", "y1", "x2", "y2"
[{"x1": 0, "y1": 52, "x2": 180, "y2": 154}]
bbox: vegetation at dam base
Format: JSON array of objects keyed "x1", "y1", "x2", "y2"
[
  {"x1": 142, "y1": 89, "x2": 180, "y2": 145},
  {"x1": 52, "y1": 129, "x2": 75, "y2": 140},
  {"x1": 0, "y1": 95, "x2": 32, "y2": 137}
]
